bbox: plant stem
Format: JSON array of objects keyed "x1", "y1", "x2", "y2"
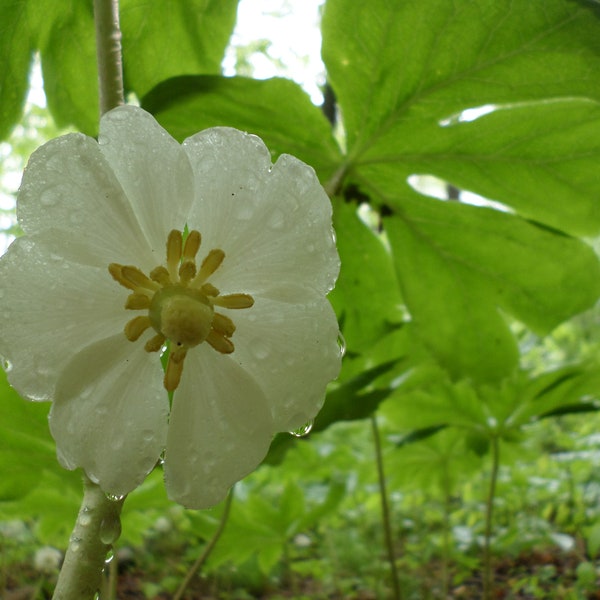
[
  {"x1": 173, "y1": 488, "x2": 235, "y2": 600},
  {"x1": 52, "y1": 475, "x2": 125, "y2": 600},
  {"x1": 483, "y1": 434, "x2": 500, "y2": 600},
  {"x1": 371, "y1": 414, "x2": 402, "y2": 600},
  {"x1": 93, "y1": 0, "x2": 124, "y2": 115}
]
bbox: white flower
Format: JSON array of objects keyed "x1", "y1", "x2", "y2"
[{"x1": 0, "y1": 106, "x2": 341, "y2": 509}]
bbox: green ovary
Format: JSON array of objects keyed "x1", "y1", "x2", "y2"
[{"x1": 149, "y1": 287, "x2": 214, "y2": 348}]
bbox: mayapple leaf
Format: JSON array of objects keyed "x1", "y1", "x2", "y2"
[
  {"x1": 142, "y1": 75, "x2": 342, "y2": 183},
  {"x1": 322, "y1": 0, "x2": 600, "y2": 151},
  {"x1": 39, "y1": 2, "x2": 99, "y2": 135},
  {"x1": 362, "y1": 99, "x2": 600, "y2": 237},
  {"x1": 384, "y1": 194, "x2": 600, "y2": 381},
  {"x1": 120, "y1": 0, "x2": 238, "y2": 97},
  {"x1": 329, "y1": 201, "x2": 403, "y2": 351},
  {"x1": 0, "y1": 1, "x2": 33, "y2": 141}
]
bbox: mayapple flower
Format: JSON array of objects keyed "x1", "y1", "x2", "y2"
[{"x1": 0, "y1": 106, "x2": 341, "y2": 508}]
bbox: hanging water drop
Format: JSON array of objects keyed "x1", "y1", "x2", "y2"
[
  {"x1": 105, "y1": 549, "x2": 114, "y2": 564},
  {"x1": 289, "y1": 419, "x2": 314, "y2": 438},
  {"x1": 337, "y1": 331, "x2": 347, "y2": 358},
  {"x1": 99, "y1": 514, "x2": 122, "y2": 545}
]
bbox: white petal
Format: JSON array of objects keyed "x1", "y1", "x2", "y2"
[
  {"x1": 17, "y1": 132, "x2": 154, "y2": 270},
  {"x1": 0, "y1": 237, "x2": 129, "y2": 401},
  {"x1": 228, "y1": 290, "x2": 342, "y2": 431},
  {"x1": 99, "y1": 106, "x2": 193, "y2": 250},
  {"x1": 183, "y1": 128, "x2": 339, "y2": 299},
  {"x1": 164, "y1": 349, "x2": 274, "y2": 509},
  {"x1": 50, "y1": 334, "x2": 168, "y2": 497}
]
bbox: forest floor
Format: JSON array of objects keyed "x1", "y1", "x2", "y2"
[{"x1": 4, "y1": 547, "x2": 600, "y2": 599}]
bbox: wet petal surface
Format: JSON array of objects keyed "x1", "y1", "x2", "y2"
[
  {"x1": 50, "y1": 334, "x2": 168, "y2": 497},
  {"x1": 165, "y1": 349, "x2": 273, "y2": 509}
]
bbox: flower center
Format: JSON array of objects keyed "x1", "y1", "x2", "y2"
[{"x1": 109, "y1": 229, "x2": 254, "y2": 391}]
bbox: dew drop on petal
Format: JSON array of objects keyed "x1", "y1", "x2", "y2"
[
  {"x1": 2, "y1": 357, "x2": 13, "y2": 373},
  {"x1": 289, "y1": 419, "x2": 314, "y2": 438},
  {"x1": 337, "y1": 332, "x2": 347, "y2": 358},
  {"x1": 99, "y1": 514, "x2": 122, "y2": 545},
  {"x1": 250, "y1": 338, "x2": 270, "y2": 360},
  {"x1": 267, "y1": 208, "x2": 286, "y2": 230}
]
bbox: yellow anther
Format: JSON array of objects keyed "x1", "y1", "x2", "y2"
[
  {"x1": 124, "y1": 315, "x2": 151, "y2": 341},
  {"x1": 145, "y1": 333, "x2": 165, "y2": 353},
  {"x1": 166, "y1": 230, "x2": 183, "y2": 278},
  {"x1": 179, "y1": 260, "x2": 197, "y2": 284},
  {"x1": 207, "y1": 330, "x2": 235, "y2": 354},
  {"x1": 150, "y1": 266, "x2": 171, "y2": 286},
  {"x1": 213, "y1": 293, "x2": 255, "y2": 309},
  {"x1": 183, "y1": 230, "x2": 201, "y2": 260},
  {"x1": 125, "y1": 293, "x2": 151, "y2": 310},
  {"x1": 121, "y1": 266, "x2": 160, "y2": 291},
  {"x1": 109, "y1": 263, "x2": 136, "y2": 291},
  {"x1": 165, "y1": 348, "x2": 187, "y2": 392},
  {"x1": 200, "y1": 283, "x2": 219, "y2": 297},
  {"x1": 212, "y1": 312, "x2": 236, "y2": 337},
  {"x1": 195, "y1": 249, "x2": 225, "y2": 284}
]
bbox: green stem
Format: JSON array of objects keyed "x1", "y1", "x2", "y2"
[
  {"x1": 371, "y1": 414, "x2": 402, "y2": 600},
  {"x1": 93, "y1": 0, "x2": 124, "y2": 115},
  {"x1": 52, "y1": 475, "x2": 125, "y2": 600},
  {"x1": 173, "y1": 488, "x2": 235, "y2": 600},
  {"x1": 483, "y1": 435, "x2": 500, "y2": 600}
]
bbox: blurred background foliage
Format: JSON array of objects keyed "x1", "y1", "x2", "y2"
[{"x1": 3, "y1": 0, "x2": 600, "y2": 598}]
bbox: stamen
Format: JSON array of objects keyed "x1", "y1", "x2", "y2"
[
  {"x1": 207, "y1": 330, "x2": 235, "y2": 354},
  {"x1": 121, "y1": 266, "x2": 160, "y2": 292},
  {"x1": 179, "y1": 260, "x2": 197, "y2": 284},
  {"x1": 166, "y1": 230, "x2": 183, "y2": 279},
  {"x1": 125, "y1": 293, "x2": 152, "y2": 310},
  {"x1": 183, "y1": 230, "x2": 201, "y2": 260},
  {"x1": 164, "y1": 347, "x2": 187, "y2": 392},
  {"x1": 200, "y1": 283, "x2": 219, "y2": 297},
  {"x1": 124, "y1": 316, "x2": 151, "y2": 341},
  {"x1": 212, "y1": 313, "x2": 236, "y2": 337},
  {"x1": 109, "y1": 263, "x2": 137, "y2": 291},
  {"x1": 194, "y1": 249, "x2": 225, "y2": 284},
  {"x1": 150, "y1": 266, "x2": 171, "y2": 286},
  {"x1": 145, "y1": 333, "x2": 165, "y2": 353},
  {"x1": 213, "y1": 293, "x2": 255, "y2": 309}
]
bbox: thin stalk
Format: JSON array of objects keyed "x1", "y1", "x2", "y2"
[
  {"x1": 93, "y1": 0, "x2": 124, "y2": 115},
  {"x1": 52, "y1": 475, "x2": 125, "y2": 600},
  {"x1": 173, "y1": 488, "x2": 235, "y2": 600},
  {"x1": 441, "y1": 469, "x2": 452, "y2": 599},
  {"x1": 371, "y1": 414, "x2": 402, "y2": 600},
  {"x1": 482, "y1": 435, "x2": 500, "y2": 600}
]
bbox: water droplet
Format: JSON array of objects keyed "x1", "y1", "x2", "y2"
[
  {"x1": 2, "y1": 357, "x2": 13, "y2": 373},
  {"x1": 79, "y1": 512, "x2": 92, "y2": 527},
  {"x1": 105, "y1": 493, "x2": 125, "y2": 502},
  {"x1": 337, "y1": 332, "x2": 347, "y2": 358},
  {"x1": 69, "y1": 536, "x2": 82, "y2": 553},
  {"x1": 289, "y1": 420, "x2": 314, "y2": 438},
  {"x1": 104, "y1": 549, "x2": 114, "y2": 564},
  {"x1": 40, "y1": 190, "x2": 59, "y2": 207},
  {"x1": 267, "y1": 208, "x2": 286, "y2": 230},
  {"x1": 250, "y1": 338, "x2": 269, "y2": 360},
  {"x1": 99, "y1": 514, "x2": 122, "y2": 545}
]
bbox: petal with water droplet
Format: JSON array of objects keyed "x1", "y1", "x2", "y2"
[
  {"x1": 164, "y1": 349, "x2": 273, "y2": 509},
  {"x1": 50, "y1": 334, "x2": 168, "y2": 497}
]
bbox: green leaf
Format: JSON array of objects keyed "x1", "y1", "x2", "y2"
[
  {"x1": 39, "y1": 2, "x2": 99, "y2": 135},
  {"x1": 329, "y1": 201, "x2": 403, "y2": 351},
  {"x1": 121, "y1": 0, "x2": 239, "y2": 97},
  {"x1": 322, "y1": 0, "x2": 600, "y2": 151},
  {"x1": 142, "y1": 75, "x2": 342, "y2": 182},
  {"x1": 322, "y1": 0, "x2": 600, "y2": 381},
  {"x1": 0, "y1": 1, "x2": 33, "y2": 141},
  {"x1": 385, "y1": 195, "x2": 600, "y2": 381}
]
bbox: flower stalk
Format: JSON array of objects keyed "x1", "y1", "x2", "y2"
[
  {"x1": 52, "y1": 475, "x2": 125, "y2": 600},
  {"x1": 93, "y1": 0, "x2": 124, "y2": 115}
]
